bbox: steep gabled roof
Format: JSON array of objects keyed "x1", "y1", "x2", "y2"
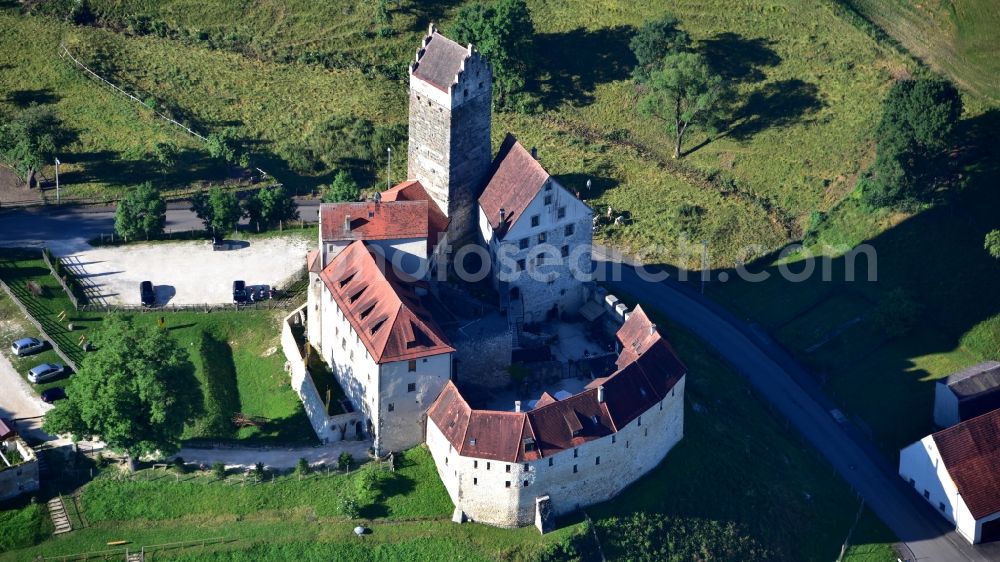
[
  {"x1": 319, "y1": 241, "x2": 453, "y2": 363},
  {"x1": 427, "y1": 305, "x2": 686, "y2": 462},
  {"x1": 478, "y1": 134, "x2": 551, "y2": 234},
  {"x1": 411, "y1": 30, "x2": 472, "y2": 92},
  {"x1": 381, "y1": 180, "x2": 450, "y2": 250},
  {"x1": 320, "y1": 201, "x2": 429, "y2": 242},
  {"x1": 932, "y1": 408, "x2": 1000, "y2": 519}
]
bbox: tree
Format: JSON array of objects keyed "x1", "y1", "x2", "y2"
[
  {"x1": 243, "y1": 185, "x2": 299, "y2": 231},
  {"x1": 115, "y1": 182, "x2": 166, "y2": 241},
  {"x1": 191, "y1": 187, "x2": 241, "y2": 239},
  {"x1": 985, "y1": 230, "x2": 1000, "y2": 260},
  {"x1": 152, "y1": 141, "x2": 178, "y2": 172},
  {"x1": 629, "y1": 15, "x2": 690, "y2": 83},
  {"x1": 640, "y1": 52, "x2": 728, "y2": 158},
  {"x1": 321, "y1": 171, "x2": 360, "y2": 203},
  {"x1": 43, "y1": 315, "x2": 201, "y2": 467},
  {"x1": 861, "y1": 77, "x2": 963, "y2": 209},
  {"x1": 0, "y1": 105, "x2": 68, "y2": 189},
  {"x1": 206, "y1": 127, "x2": 241, "y2": 164},
  {"x1": 451, "y1": 0, "x2": 535, "y2": 108}
]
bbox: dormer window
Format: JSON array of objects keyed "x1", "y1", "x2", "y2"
[{"x1": 370, "y1": 317, "x2": 387, "y2": 334}]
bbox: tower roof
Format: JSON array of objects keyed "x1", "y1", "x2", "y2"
[
  {"x1": 411, "y1": 26, "x2": 473, "y2": 92},
  {"x1": 319, "y1": 241, "x2": 454, "y2": 364}
]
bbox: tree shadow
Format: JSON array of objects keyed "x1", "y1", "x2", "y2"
[
  {"x1": 552, "y1": 173, "x2": 619, "y2": 200},
  {"x1": 399, "y1": 0, "x2": 465, "y2": 32},
  {"x1": 6, "y1": 88, "x2": 60, "y2": 108},
  {"x1": 727, "y1": 79, "x2": 825, "y2": 141},
  {"x1": 700, "y1": 33, "x2": 780, "y2": 83},
  {"x1": 533, "y1": 25, "x2": 636, "y2": 110}
]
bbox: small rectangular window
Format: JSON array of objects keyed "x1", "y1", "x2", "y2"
[
  {"x1": 474, "y1": 460, "x2": 478, "y2": 469},
  {"x1": 923, "y1": 490, "x2": 930, "y2": 499},
  {"x1": 548, "y1": 458, "x2": 553, "y2": 467},
  {"x1": 595, "y1": 456, "x2": 600, "y2": 465},
  {"x1": 388, "y1": 403, "x2": 394, "y2": 412},
  {"x1": 573, "y1": 448, "x2": 578, "y2": 458},
  {"x1": 408, "y1": 360, "x2": 417, "y2": 372},
  {"x1": 519, "y1": 238, "x2": 529, "y2": 250},
  {"x1": 516, "y1": 259, "x2": 526, "y2": 271},
  {"x1": 505, "y1": 481, "x2": 511, "y2": 488},
  {"x1": 612, "y1": 435, "x2": 616, "y2": 444},
  {"x1": 557, "y1": 207, "x2": 566, "y2": 219},
  {"x1": 524, "y1": 463, "x2": 529, "y2": 471},
  {"x1": 474, "y1": 477, "x2": 478, "y2": 485},
  {"x1": 638, "y1": 416, "x2": 642, "y2": 427},
  {"x1": 487, "y1": 462, "x2": 491, "y2": 470},
  {"x1": 506, "y1": 464, "x2": 511, "y2": 473},
  {"x1": 531, "y1": 215, "x2": 540, "y2": 227},
  {"x1": 538, "y1": 232, "x2": 547, "y2": 244},
  {"x1": 565, "y1": 224, "x2": 574, "y2": 236},
  {"x1": 407, "y1": 383, "x2": 416, "y2": 393},
  {"x1": 561, "y1": 245, "x2": 569, "y2": 257},
  {"x1": 523, "y1": 480, "x2": 529, "y2": 487},
  {"x1": 938, "y1": 502, "x2": 946, "y2": 512},
  {"x1": 573, "y1": 464, "x2": 578, "y2": 474}
]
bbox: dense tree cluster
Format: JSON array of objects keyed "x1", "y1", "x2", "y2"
[
  {"x1": 0, "y1": 105, "x2": 70, "y2": 188},
  {"x1": 451, "y1": 0, "x2": 535, "y2": 110},
  {"x1": 43, "y1": 315, "x2": 201, "y2": 466},
  {"x1": 191, "y1": 186, "x2": 242, "y2": 239},
  {"x1": 243, "y1": 185, "x2": 299, "y2": 231},
  {"x1": 114, "y1": 182, "x2": 166, "y2": 241},
  {"x1": 859, "y1": 78, "x2": 962, "y2": 209},
  {"x1": 321, "y1": 170, "x2": 361, "y2": 203}
]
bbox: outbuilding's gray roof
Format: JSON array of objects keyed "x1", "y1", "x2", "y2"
[{"x1": 942, "y1": 361, "x2": 1000, "y2": 401}]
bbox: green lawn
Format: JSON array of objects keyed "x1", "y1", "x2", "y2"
[
  {"x1": 844, "y1": 0, "x2": 1000, "y2": 103},
  {"x1": 0, "y1": 248, "x2": 314, "y2": 444}
]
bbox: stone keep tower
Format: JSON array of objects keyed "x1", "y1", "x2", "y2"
[{"x1": 408, "y1": 24, "x2": 492, "y2": 246}]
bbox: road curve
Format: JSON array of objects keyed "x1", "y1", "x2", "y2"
[{"x1": 595, "y1": 248, "x2": 996, "y2": 561}]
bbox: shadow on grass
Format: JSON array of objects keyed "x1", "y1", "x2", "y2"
[
  {"x1": 553, "y1": 173, "x2": 620, "y2": 200},
  {"x1": 5, "y1": 88, "x2": 60, "y2": 107},
  {"x1": 533, "y1": 25, "x2": 636, "y2": 109},
  {"x1": 728, "y1": 79, "x2": 826, "y2": 141},
  {"x1": 701, "y1": 33, "x2": 781, "y2": 83},
  {"x1": 60, "y1": 148, "x2": 232, "y2": 192}
]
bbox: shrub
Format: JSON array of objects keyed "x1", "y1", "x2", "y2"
[
  {"x1": 212, "y1": 461, "x2": 227, "y2": 479},
  {"x1": 321, "y1": 171, "x2": 360, "y2": 203},
  {"x1": 338, "y1": 452, "x2": 353, "y2": 471},
  {"x1": 171, "y1": 456, "x2": 187, "y2": 474},
  {"x1": 985, "y1": 230, "x2": 1000, "y2": 260},
  {"x1": 598, "y1": 512, "x2": 771, "y2": 561},
  {"x1": 295, "y1": 457, "x2": 310, "y2": 476},
  {"x1": 354, "y1": 465, "x2": 381, "y2": 507},
  {"x1": 872, "y1": 287, "x2": 923, "y2": 338},
  {"x1": 338, "y1": 492, "x2": 360, "y2": 519}
]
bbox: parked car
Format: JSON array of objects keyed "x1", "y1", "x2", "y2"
[
  {"x1": 27, "y1": 363, "x2": 64, "y2": 384},
  {"x1": 233, "y1": 280, "x2": 248, "y2": 304},
  {"x1": 40, "y1": 387, "x2": 67, "y2": 403},
  {"x1": 248, "y1": 284, "x2": 271, "y2": 302},
  {"x1": 140, "y1": 281, "x2": 155, "y2": 307},
  {"x1": 10, "y1": 337, "x2": 45, "y2": 357}
]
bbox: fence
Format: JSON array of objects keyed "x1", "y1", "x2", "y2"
[
  {"x1": 41, "y1": 247, "x2": 83, "y2": 309},
  {"x1": 0, "y1": 277, "x2": 78, "y2": 372},
  {"x1": 40, "y1": 537, "x2": 235, "y2": 561}
]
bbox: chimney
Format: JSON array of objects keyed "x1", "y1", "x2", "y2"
[
  {"x1": 343, "y1": 214, "x2": 351, "y2": 233},
  {"x1": 514, "y1": 400, "x2": 522, "y2": 413},
  {"x1": 597, "y1": 385, "x2": 605, "y2": 403},
  {"x1": 499, "y1": 208, "x2": 506, "y2": 223},
  {"x1": 649, "y1": 323, "x2": 657, "y2": 336},
  {"x1": 531, "y1": 146, "x2": 538, "y2": 160}
]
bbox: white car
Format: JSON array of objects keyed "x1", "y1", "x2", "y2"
[
  {"x1": 10, "y1": 337, "x2": 45, "y2": 357},
  {"x1": 27, "y1": 363, "x2": 64, "y2": 384}
]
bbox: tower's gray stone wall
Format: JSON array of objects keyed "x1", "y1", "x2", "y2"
[{"x1": 408, "y1": 49, "x2": 492, "y2": 246}]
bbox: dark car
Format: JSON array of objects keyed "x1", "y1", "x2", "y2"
[
  {"x1": 233, "y1": 280, "x2": 248, "y2": 304},
  {"x1": 140, "y1": 281, "x2": 155, "y2": 307},
  {"x1": 40, "y1": 387, "x2": 67, "y2": 403}
]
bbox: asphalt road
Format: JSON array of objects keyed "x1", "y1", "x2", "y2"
[
  {"x1": 594, "y1": 246, "x2": 997, "y2": 561},
  {"x1": 0, "y1": 198, "x2": 321, "y2": 248}
]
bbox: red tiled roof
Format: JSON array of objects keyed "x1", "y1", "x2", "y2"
[
  {"x1": 412, "y1": 31, "x2": 472, "y2": 92},
  {"x1": 478, "y1": 134, "x2": 550, "y2": 234},
  {"x1": 381, "y1": 180, "x2": 450, "y2": 251},
  {"x1": 427, "y1": 305, "x2": 686, "y2": 462},
  {"x1": 932, "y1": 408, "x2": 1000, "y2": 519},
  {"x1": 307, "y1": 249, "x2": 321, "y2": 273},
  {"x1": 320, "y1": 201, "x2": 429, "y2": 242},
  {"x1": 319, "y1": 241, "x2": 454, "y2": 363}
]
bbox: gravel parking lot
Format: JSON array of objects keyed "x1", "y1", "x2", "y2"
[{"x1": 48, "y1": 237, "x2": 311, "y2": 306}]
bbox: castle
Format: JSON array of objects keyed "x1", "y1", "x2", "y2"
[{"x1": 300, "y1": 24, "x2": 686, "y2": 531}]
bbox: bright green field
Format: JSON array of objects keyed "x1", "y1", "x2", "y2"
[{"x1": 845, "y1": 0, "x2": 1000, "y2": 102}]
